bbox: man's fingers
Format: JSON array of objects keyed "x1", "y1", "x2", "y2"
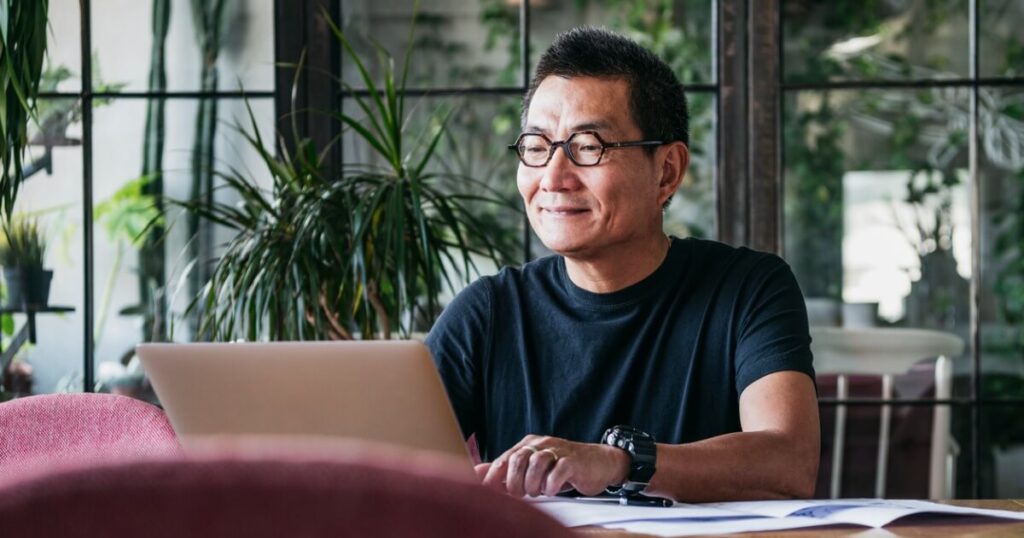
[
  {"x1": 543, "y1": 458, "x2": 573, "y2": 496},
  {"x1": 504, "y1": 446, "x2": 535, "y2": 496},
  {"x1": 482, "y1": 456, "x2": 509, "y2": 490},
  {"x1": 481, "y1": 436, "x2": 571, "y2": 497},
  {"x1": 482, "y1": 437, "x2": 541, "y2": 491},
  {"x1": 523, "y1": 450, "x2": 558, "y2": 497}
]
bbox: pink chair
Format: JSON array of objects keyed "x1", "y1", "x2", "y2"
[
  {"x1": 0, "y1": 440, "x2": 574, "y2": 538},
  {"x1": 0, "y1": 392, "x2": 180, "y2": 474}
]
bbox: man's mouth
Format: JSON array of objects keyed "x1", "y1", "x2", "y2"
[{"x1": 541, "y1": 206, "x2": 589, "y2": 216}]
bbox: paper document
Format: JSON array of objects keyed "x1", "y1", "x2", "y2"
[
  {"x1": 705, "y1": 499, "x2": 1024, "y2": 528},
  {"x1": 530, "y1": 497, "x2": 1024, "y2": 537},
  {"x1": 611, "y1": 516, "x2": 837, "y2": 537},
  {"x1": 528, "y1": 498, "x2": 758, "y2": 527}
]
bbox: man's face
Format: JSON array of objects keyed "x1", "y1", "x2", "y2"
[{"x1": 517, "y1": 76, "x2": 668, "y2": 259}]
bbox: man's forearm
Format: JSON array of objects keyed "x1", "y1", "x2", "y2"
[{"x1": 643, "y1": 429, "x2": 819, "y2": 502}]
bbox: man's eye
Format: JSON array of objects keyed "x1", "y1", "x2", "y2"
[
  {"x1": 524, "y1": 145, "x2": 548, "y2": 154},
  {"x1": 579, "y1": 144, "x2": 601, "y2": 152}
]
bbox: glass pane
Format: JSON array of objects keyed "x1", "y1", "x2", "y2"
[
  {"x1": 343, "y1": 94, "x2": 525, "y2": 284},
  {"x1": 784, "y1": 88, "x2": 972, "y2": 397},
  {"x1": 980, "y1": 403, "x2": 1024, "y2": 498},
  {"x1": 664, "y1": 92, "x2": 716, "y2": 240},
  {"x1": 979, "y1": 87, "x2": 1024, "y2": 400},
  {"x1": 43, "y1": 0, "x2": 83, "y2": 93},
  {"x1": 92, "y1": 97, "x2": 274, "y2": 392},
  {"x1": 1, "y1": 99, "x2": 86, "y2": 398},
  {"x1": 979, "y1": 0, "x2": 1024, "y2": 78},
  {"x1": 782, "y1": 0, "x2": 969, "y2": 83},
  {"x1": 340, "y1": 0, "x2": 521, "y2": 90},
  {"x1": 529, "y1": 0, "x2": 714, "y2": 86},
  {"x1": 91, "y1": 0, "x2": 275, "y2": 93}
]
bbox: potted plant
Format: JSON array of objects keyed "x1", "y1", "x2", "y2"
[
  {"x1": 0, "y1": 217, "x2": 51, "y2": 309},
  {"x1": 173, "y1": 9, "x2": 519, "y2": 341},
  {"x1": 0, "y1": 0, "x2": 51, "y2": 312}
]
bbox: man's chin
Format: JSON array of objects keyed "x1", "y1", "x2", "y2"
[{"x1": 537, "y1": 235, "x2": 588, "y2": 257}]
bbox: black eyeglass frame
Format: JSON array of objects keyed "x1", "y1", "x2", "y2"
[{"x1": 507, "y1": 131, "x2": 665, "y2": 167}]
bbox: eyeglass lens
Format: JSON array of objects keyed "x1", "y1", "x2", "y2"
[{"x1": 518, "y1": 132, "x2": 604, "y2": 166}]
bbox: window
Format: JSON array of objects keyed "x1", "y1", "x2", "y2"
[
  {"x1": 11, "y1": 0, "x2": 275, "y2": 397},
  {"x1": 11, "y1": 0, "x2": 1022, "y2": 499},
  {"x1": 781, "y1": 0, "x2": 1024, "y2": 498}
]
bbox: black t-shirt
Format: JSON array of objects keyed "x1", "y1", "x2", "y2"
[{"x1": 425, "y1": 237, "x2": 815, "y2": 461}]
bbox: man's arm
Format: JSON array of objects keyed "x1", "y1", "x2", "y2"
[
  {"x1": 425, "y1": 278, "x2": 494, "y2": 442},
  {"x1": 478, "y1": 370, "x2": 819, "y2": 501},
  {"x1": 644, "y1": 370, "x2": 820, "y2": 501}
]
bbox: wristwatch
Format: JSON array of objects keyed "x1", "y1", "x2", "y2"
[{"x1": 600, "y1": 425, "x2": 657, "y2": 495}]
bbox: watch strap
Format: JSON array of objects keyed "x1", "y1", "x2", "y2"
[{"x1": 601, "y1": 425, "x2": 657, "y2": 494}]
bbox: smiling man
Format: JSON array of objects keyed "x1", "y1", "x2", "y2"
[{"x1": 425, "y1": 27, "x2": 820, "y2": 502}]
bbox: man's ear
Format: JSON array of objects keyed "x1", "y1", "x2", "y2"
[{"x1": 657, "y1": 141, "x2": 690, "y2": 206}]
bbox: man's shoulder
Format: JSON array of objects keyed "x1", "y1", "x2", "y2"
[{"x1": 680, "y1": 236, "x2": 787, "y2": 272}]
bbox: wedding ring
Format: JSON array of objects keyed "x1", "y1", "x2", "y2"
[{"x1": 539, "y1": 448, "x2": 559, "y2": 462}]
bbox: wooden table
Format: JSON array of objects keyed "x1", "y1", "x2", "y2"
[{"x1": 577, "y1": 500, "x2": 1024, "y2": 537}]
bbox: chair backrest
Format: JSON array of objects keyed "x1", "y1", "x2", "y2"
[
  {"x1": 0, "y1": 393, "x2": 180, "y2": 473},
  {"x1": 810, "y1": 327, "x2": 964, "y2": 499},
  {"x1": 810, "y1": 327, "x2": 964, "y2": 376},
  {"x1": 0, "y1": 441, "x2": 575, "y2": 538}
]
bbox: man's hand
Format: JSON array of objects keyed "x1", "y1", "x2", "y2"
[{"x1": 475, "y1": 435, "x2": 630, "y2": 497}]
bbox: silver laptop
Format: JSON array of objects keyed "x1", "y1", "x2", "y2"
[{"x1": 136, "y1": 341, "x2": 469, "y2": 463}]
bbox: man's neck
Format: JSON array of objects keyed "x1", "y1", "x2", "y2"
[{"x1": 563, "y1": 234, "x2": 673, "y2": 294}]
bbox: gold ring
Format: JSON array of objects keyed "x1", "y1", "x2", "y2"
[
  {"x1": 539, "y1": 448, "x2": 559, "y2": 462},
  {"x1": 523, "y1": 445, "x2": 539, "y2": 454}
]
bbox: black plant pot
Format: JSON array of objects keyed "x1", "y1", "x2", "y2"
[{"x1": 3, "y1": 267, "x2": 53, "y2": 309}]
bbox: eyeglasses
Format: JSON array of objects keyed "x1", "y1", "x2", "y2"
[{"x1": 507, "y1": 131, "x2": 664, "y2": 167}]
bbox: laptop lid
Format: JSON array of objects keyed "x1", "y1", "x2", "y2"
[{"x1": 136, "y1": 341, "x2": 469, "y2": 463}]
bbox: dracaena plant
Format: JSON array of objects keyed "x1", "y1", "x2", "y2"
[
  {"x1": 0, "y1": 0, "x2": 49, "y2": 218},
  {"x1": 174, "y1": 9, "x2": 519, "y2": 341}
]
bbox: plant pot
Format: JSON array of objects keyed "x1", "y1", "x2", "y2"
[
  {"x1": 805, "y1": 297, "x2": 841, "y2": 327},
  {"x1": 2, "y1": 267, "x2": 53, "y2": 309}
]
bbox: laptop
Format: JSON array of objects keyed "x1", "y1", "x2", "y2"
[{"x1": 136, "y1": 341, "x2": 469, "y2": 463}]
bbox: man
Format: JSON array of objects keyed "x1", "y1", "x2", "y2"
[{"x1": 426, "y1": 26, "x2": 819, "y2": 502}]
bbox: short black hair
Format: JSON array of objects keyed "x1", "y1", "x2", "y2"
[{"x1": 523, "y1": 26, "x2": 689, "y2": 149}]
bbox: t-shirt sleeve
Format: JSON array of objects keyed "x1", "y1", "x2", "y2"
[
  {"x1": 425, "y1": 278, "x2": 492, "y2": 440},
  {"x1": 734, "y1": 255, "x2": 816, "y2": 396}
]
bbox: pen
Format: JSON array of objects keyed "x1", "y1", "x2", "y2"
[
  {"x1": 618, "y1": 495, "x2": 674, "y2": 507},
  {"x1": 556, "y1": 491, "x2": 675, "y2": 507}
]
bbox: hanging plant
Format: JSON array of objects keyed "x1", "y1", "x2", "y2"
[{"x1": 0, "y1": 0, "x2": 49, "y2": 217}]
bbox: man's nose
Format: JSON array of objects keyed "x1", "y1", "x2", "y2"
[{"x1": 539, "y1": 144, "x2": 578, "y2": 192}]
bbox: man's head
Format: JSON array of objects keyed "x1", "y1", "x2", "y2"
[
  {"x1": 515, "y1": 27, "x2": 690, "y2": 260},
  {"x1": 522, "y1": 26, "x2": 689, "y2": 150}
]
